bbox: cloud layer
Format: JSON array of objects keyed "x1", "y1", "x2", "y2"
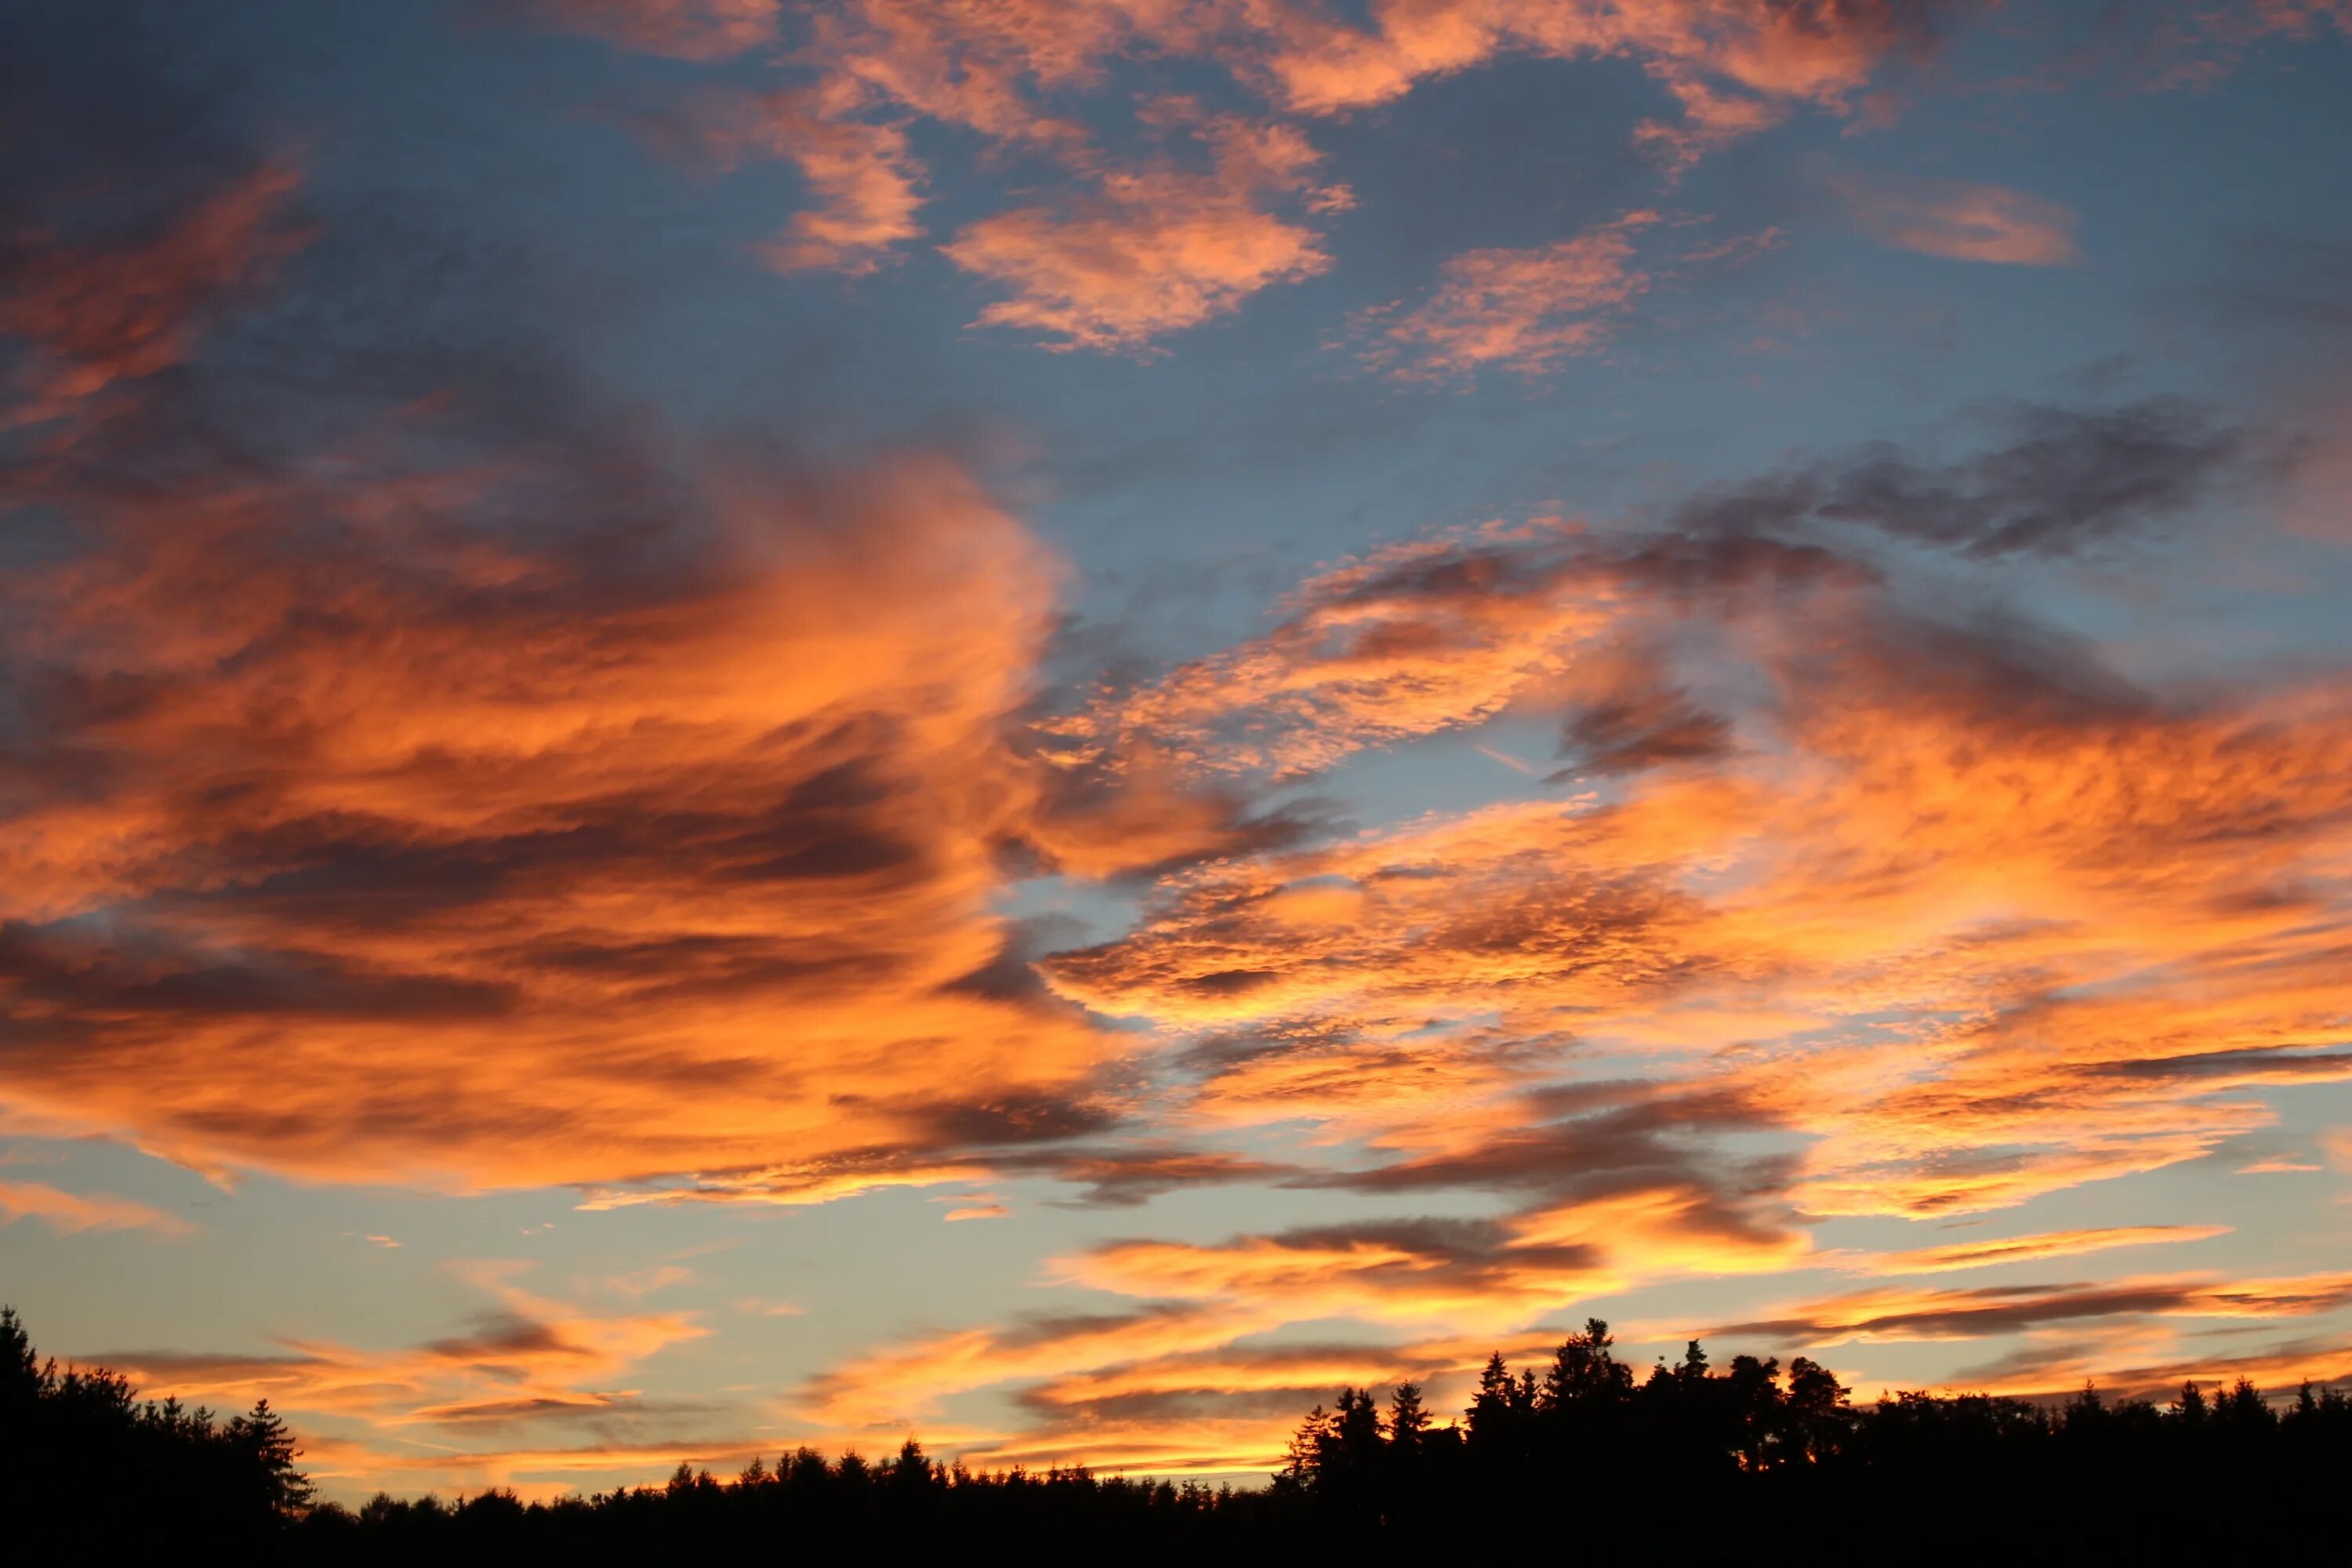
[
  {"x1": 0, "y1": 162, "x2": 1265, "y2": 1203},
  {"x1": 9, "y1": 0, "x2": 2352, "y2": 1500}
]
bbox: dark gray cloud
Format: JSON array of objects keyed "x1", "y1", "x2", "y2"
[
  {"x1": 1671, "y1": 398, "x2": 2265, "y2": 558},
  {"x1": 1303, "y1": 1083, "x2": 1782, "y2": 1200},
  {"x1": 1003, "y1": 1146, "x2": 1303, "y2": 1207},
  {"x1": 1556, "y1": 680, "x2": 1735, "y2": 776},
  {"x1": 1711, "y1": 1274, "x2": 2352, "y2": 1348}
]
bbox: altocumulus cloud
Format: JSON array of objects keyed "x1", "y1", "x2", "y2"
[{"x1": 532, "y1": 0, "x2": 1952, "y2": 349}]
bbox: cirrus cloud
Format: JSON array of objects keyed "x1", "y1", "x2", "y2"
[{"x1": 0, "y1": 1179, "x2": 191, "y2": 1236}]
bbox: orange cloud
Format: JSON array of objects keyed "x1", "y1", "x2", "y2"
[
  {"x1": 1832, "y1": 168, "x2": 2082, "y2": 264},
  {"x1": 1041, "y1": 519, "x2": 1849, "y2": 780},
  {"x1": 974, "y1": 1316, "x2": 1618, "y2": 1476},
  {"x1": 657, "y1": 79, "x2": 927, "y2": 274},
  {"x1": 91, "y1": 1263, "x2": 727, "y2": 1497},
  {"x1": 1049, "y1": 1182, "x2": 1803, "y2": 1340},
  {"x1": 513, "y1": 0, "x2": 1939, "y2": 358},
  {"x1": 1702, "y1": 1270, "x2": 2352, "y2": 1351},
  {"x1": 555, "y1": 0, "x2": 1932, "y2": 352},
  {"x1": 18, "y1": 133, "x2": 2352, "y2": 1490},
  {"x1": 786, "y1": 0, "x2": 1901, "y2": 164},
  {"x1": 805, "y1": 1304, "x2": 1657, "y2": 1479},
  {"x1": 942, "y1": 115, "x2": 1338, "y2": 350},
  {"x1": 0, "y1": 429, "x2": 1140, "y2": 1196},
  {"x1": 1360, "y1": 211, "x2": 1658, "y2": 381},
  {"x1": 293, "y1": 1435, "x2": 775, "y2": 1504},
  {"x1": 1960, "y1": 1337, "x2": 2352, "y2": 1404},
  {"x1": 1854, "y1": 1226, "x2": 2235, "y2": 1275},
  {"x1": 756, "y1": 100, "x2": 926, "y2": 274},
  {"x1": 1037, "y1": 480, "x2": 2352, "y2": 1231},
  {"x1": 105, "y1": 1263, "x2": 704, "y2": 1428},
  {"x1": 0, "y1": 172, "x2": 1315, "y2": 1205},
  {"x1": 0, "y1": 1179, "x2": 192, "y2": 1237},
  {"x1": 800, "y1": 1298, "x2": 1569, "y2": 1479},
  {"x1": 945, "y1": 1323, "x2": 1604, "y2": 1475},
  {"x1": 802, "y1": 1305, "x2": 1249, "y2": 1428},
  {"x1": 1061, "y1": 1222, "x2": 1606, "y2": 1332},
  {"x1": 800, "y1": 0, "x2": 1196, "y2": 151}
]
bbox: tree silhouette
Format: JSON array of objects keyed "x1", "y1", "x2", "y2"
[
  {"x1": 232, "y1": 1397, "x2": 315, "y2": 1514},
  {"x1": 0, "y1": 1305, "x2": 314, "y2": 1548},
  {"x1": 4, "y1": 1304, "x2": 2350, "y2": 1559},
  {"x1": 1386, "y1": 1381, "x2": 1430, "y2": 1453}
]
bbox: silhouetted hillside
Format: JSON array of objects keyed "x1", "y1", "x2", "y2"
[{"x1": 4, "y1": 1308, "x2": 2347, "y2": 1562}]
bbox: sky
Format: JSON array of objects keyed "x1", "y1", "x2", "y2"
[{"x1": 2, "y1": 0, "x2": 2350, "y2": 1504}]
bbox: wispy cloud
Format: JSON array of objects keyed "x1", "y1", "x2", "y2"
[
  {"x1": 1358, "y1": 212, "x2": 1658, "y2": 381},
  {"x1": 1851, "y1": 1226, "x2": 2234, "y2": 1276},
  {"x1": 0, "y1": 161, "x2": 307, "y2": 434},
  {"x1": 1704, "y1": 1271, "x2": 2352, "y2": 1347},
  {"x1": 0, "y1": 165, "x2": 1268, "y2": 1207},
  {"x1": 0, "y1": 1180, "x2": 193, "y2": 1237},
  {"x1": 94, "y1": 1263, "x2": 715, "y2": 1490},
  {"x1": 519, "y1": 0, "x2": 779, "y2": 62},
  {"x1": 599, "y1": 1265, "x2": 695, "y2": 1298},
  {"x1": 526, "y1": 0, "x2": 1944, "y2": 349},
  {"x1": 1831, "y1": 166, "x2": 2082, "y2": 264}
]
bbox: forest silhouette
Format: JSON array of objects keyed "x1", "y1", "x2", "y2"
[{"x1": 5, "y1": 1307, "x2": 2348, "y2": 1561}]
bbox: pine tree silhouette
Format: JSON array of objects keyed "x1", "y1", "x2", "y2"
[{"x1": 4, "y1": 1304, "x2": 2349, "y2": 1560}]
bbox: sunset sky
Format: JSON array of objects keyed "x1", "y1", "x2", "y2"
[{"x1": 3, "y1": 0, "x2": 2350, "y2": 1503}]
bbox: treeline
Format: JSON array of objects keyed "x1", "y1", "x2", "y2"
[
  {"x1": 5, "y1": 1308, "x2": 2350, "y2": 1561},
  {"x1": 310, "y1": 1450, "x2": 1264, "y2": 1560},
  {"x1": 1274, "y1": 1319, "x2": 2352, "y2": 1553},
  {"x1": 1, "y1": 1307, "x2": 310, "y2": 1548}
]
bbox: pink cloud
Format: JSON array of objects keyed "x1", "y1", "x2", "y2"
[
  {"x1": 1241, "y1": 0, "x2": 1923, "y2": 141},
  {"x1": 1833, "y1": 168, "x2": 2082, "y2": 264},
  {"x1": 942, "y1": 116, "x2": 1338, "y2": 350},
  {"x1": 1359, "y1": 211, "x2": 1659, "y2": 381},
  {"x1": 2256, "y1": 0, "x2": 2352, "y2": 32},
  {"x1": 637, "y1": 82, "x2": 925, "y2": 275},
  {"x1": 511, "y1": 1, "x2": 1945, "y2": 348},
  {"x1": 741, "y1": 89, "x2": 927, "y2": 275},
  {"x1": 521, "y1": 0, "x2": 779, "y2": 61}
]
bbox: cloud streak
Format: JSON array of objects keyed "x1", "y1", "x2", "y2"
[
  {"x1": 1831, "y1": 167, "x2": 2081, "y2": 264},
  {"x1": 1706, "y1": 1271, "x2": 2352, "y2": 1346},
  {"x1": 0, "y1": 1179, "x2": 191, "y2": 1236},
  {"x1": 1853, "y1": 1226, "x2": 2235, "y2": 1275}
]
